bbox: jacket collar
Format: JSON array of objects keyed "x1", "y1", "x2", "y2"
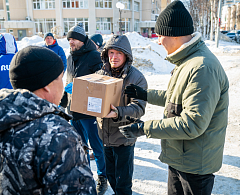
[
  {"x1": 165, "y1": 32, "x2": 204, "y2": 66},
  {"x1": 102, "y1": 60, "x2": 131, "y2": 79}
]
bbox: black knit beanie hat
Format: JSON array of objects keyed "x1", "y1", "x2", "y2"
[
  {"x1": 155, "y1": 0, "x2": 194, "y2": 36},
  {"x1": 89, "y1": 34, "x2": 103, "y2": 47},
  {"x1": 44, "y1": 32, "x2": 54, "y2": 40},
  {"x1": 67, "y1": 23, "x2": 87, "y2": 42},
  {"x1": 10, "y1": 46, "x2": 64, "y2": 92}
]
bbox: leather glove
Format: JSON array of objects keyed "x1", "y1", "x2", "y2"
[
  {"x1": 124, "y1": 84, "x2": 147, "y2": 101},
  {"x1": 119, "y1": 116, "x2": 145, "y2": 138},
  {"x1": 65, "y1": 82, "x2": 73, "y2": 94}
]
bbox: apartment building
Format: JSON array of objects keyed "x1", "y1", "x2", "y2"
[
  {"x1": 0, "y1": 0, "x2": 171, "y2": 40},
  {"x1": 222, "y1": 0, "x2": 240, "y2": 30}
]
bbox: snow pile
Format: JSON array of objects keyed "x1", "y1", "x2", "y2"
[{"x1": 16, "y1": 35, "x2": 44, "y2": 50}]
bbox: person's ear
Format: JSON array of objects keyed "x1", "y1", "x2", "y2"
[{"x1": 43, "y1": 85, "x2": 51, "y2": 93}]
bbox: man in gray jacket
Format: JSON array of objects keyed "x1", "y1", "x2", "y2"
[
  {"x1": 96, "y1": 35, "x2": 147, "y2": 195},
  {"x1": 120, "y1": 1, "x2": 229, "y2": 195}
]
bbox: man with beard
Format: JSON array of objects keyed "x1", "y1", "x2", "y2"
[{"x1": 60, "y1": 23, "x2": 108, "y2": 195}]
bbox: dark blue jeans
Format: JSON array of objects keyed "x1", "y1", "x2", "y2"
[
  {"x1": 71, "y1": 119, "x2": 106, "y2": 177},
  {"x1": 168, "y1": 166, "x2": 215, "y2": 195},
  {"x1": 104, "y1": 144, "x2": 135, "y2": 195}
]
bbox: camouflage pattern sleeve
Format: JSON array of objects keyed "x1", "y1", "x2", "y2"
[{"x1": 34, "y1": 114, "x2": 97, "y2": 194}]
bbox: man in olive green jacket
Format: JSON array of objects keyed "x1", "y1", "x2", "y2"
[{"x1": 119, "y1": 1, "x2": 229, "y2": 195}]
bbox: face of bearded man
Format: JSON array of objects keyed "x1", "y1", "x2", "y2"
[{"x1": 69, "y1": 38, "x2": 84, "y2": 52}]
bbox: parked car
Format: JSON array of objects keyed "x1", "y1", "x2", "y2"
[
  {"x1": 226, "y1": 32, "x2": 236, "y2": 41},
  {"x1": 151, "y1": 33, "x2": 158, "y2": 38},
  {"x1": 220, "y1": 30, "x2": 229, "y2": 34},
  {"x1": 235, "y1": 30, "x2": 240, "y2": 43}
]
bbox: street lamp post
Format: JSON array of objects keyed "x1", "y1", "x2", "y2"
[{"x1": 116, "y1": 2, "x2": 124, "y2": 35}]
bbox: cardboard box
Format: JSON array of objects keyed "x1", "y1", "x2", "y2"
[{"x1": 70, "y1": 73, "x2": 123, "y2": 118}]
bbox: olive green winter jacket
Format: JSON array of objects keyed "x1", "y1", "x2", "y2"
[{"x1": 143, "y1": 33, "x2": 229, "y2": 175}]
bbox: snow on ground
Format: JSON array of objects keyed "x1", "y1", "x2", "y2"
[{"x1": 16, "y1": 33, "x2": 240, "y2": 195}]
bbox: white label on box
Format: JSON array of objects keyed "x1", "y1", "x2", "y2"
[
  {"x1": 101, "y1": 78, "x2": 117, "y2": 83},
  {"x1": 87, "y1": 97, "x2": 102, "y2": 113}
]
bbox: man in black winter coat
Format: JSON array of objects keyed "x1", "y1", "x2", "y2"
[
  {"x1": 60, "y1": 23, "x2": 108, "y2": 195},
  {"x1": 0, "y1": 46, "x2": 96, "y2": 194}
]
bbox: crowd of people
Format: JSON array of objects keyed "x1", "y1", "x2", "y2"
[{"x1": 0, "y1": 1, "x2": 229, "y2": 195}]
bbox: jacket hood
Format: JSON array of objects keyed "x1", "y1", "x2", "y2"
[
  {"x1": 0, "y1": 33, "x2": 18, "y2": 55},
  {"x1": 165, "y1": 32, "x2": 204, "y2": 66},
  {"x1": 101, "y1": 35, "x2": 133, "y2": 64},
  {"x1": 0, "y1": 88, "x2": 71, "y2": 133}
]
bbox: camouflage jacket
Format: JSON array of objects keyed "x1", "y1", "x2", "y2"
[{"x1": 0, "y1": 89, "x2": 97, "y2": 195}]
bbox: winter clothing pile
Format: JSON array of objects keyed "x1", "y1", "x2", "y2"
[
  {"x1": 155, "y1": 0, "x2": 194, "y2": 36},
  {"x1": 144, "y1": 32, "x2": 229, "y2": 175},
  {"x1": 0, "y1": 88, "x2": 96, "y2": 194},
  {"x1": 43, "y1": 39, "x2": 67, "y2": 72},
  {"x1": 10, "y1": 46, "x2": 64, "y2": 92},
  {"x1": 0, "y1": 33, "x2": 18, "y2": 89}
]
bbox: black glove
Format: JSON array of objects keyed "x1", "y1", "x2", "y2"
[
  {"x1": 124, "y1": 84, "x2": 147, "y2": 101},
  {"x1": 119, "y1": 116, "x2": 145, "y2": 138}
]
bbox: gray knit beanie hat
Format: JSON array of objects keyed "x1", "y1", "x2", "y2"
[{"x1": 67, "y1": 23, "x2": 86, "y2": 42}]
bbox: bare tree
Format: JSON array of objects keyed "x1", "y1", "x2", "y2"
[
  {"x1": 187, "y1": 0, "x2": 211, "y2": 39},
  {"x1": 187, "y1": 0, "x2": 222, "y2": 40}
]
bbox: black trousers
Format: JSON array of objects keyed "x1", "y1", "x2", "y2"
[
  {"x1": 168, "y1": 166, "x2": 215, "y2": 195},
  {"x1": 103, "y1": 144, "x2": 135, "y2": 195}
]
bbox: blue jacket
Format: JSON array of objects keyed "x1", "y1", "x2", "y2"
[
  {"x1": 43, "y1": 40, "x2": 67, "y2": 71},
  {"x1": 0, "y1": 33, "x2": 18, "y2": 89}
]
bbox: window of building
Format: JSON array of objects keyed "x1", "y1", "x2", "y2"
[
  {"x1": 96, "y1": 17, "x2": 111, "y2": 33},
  {"x1": 0, "y1": 20, "x2": 6, "y2": 33},
  {"x1": 120, "y1": 18, "x2": 130, "y2": 33},
  {"x1": 95, "y1": 0, "x2": 112, "y2": 8},
  {"x1": 6, "y1": 0, "x2": 10, "y2": 20},
  {"x1": 33, "y1": 0, "x2": 55, "y2": 10},
  {"x1": 62, "y1": 0, "x2": 88, "y2": 9},
  {"x1": 9, "y1": 29, "x2": 13, "y2": 33},
  {"x1": 134, "y1": 1, "x2": 139, "y2": 11},
  {"x1": 134, "y1": 19, "x2": 139, "y2": 32},
  {"x1": 34, "y1": 18, "x2": 56, "y2": 33},
  {"x1": 119, "y1": 0, "x2": 130, "y2": 9},
  {"x1": 63, "y1": 18, "x2": 89, "y2": 34}
]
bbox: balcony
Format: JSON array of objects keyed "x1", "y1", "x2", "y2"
[{"x1": 4, "y1": 20, "x2": 34, "y2": 29}]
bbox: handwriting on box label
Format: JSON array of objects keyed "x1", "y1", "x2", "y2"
[{"x1": 87, "y1": 97, "x2": 102, "y2": 113}]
